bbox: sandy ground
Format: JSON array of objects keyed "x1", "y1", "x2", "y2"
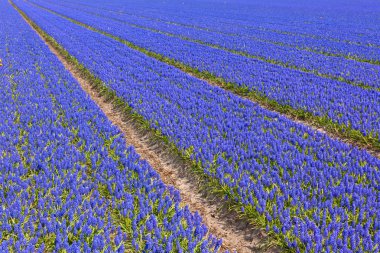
[{"x1": 16, "y1": 6, "x2": 282, "y2": 252}]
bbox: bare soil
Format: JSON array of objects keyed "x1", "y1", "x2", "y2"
[{"x1": 18, "y1": 8, "x2": 280, "y2": 253}]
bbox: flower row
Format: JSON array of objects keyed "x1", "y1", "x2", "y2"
[
  {"x1": 31, "y1": 0, "x2": 380, "y2": 88},
  {"x1": 20, "y1": 0, "x2": 380, "y2": 141},
  {"x1": 0, "y1": 2, "x2": 220, "y2": 252}
]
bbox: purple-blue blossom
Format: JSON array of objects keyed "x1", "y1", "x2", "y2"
[
  {"x1": 11, "y1": 0, "x2": 380, "y2": 251},
  {"x1": 0, "y1": 1, "x2": 221, "y2": 252}
]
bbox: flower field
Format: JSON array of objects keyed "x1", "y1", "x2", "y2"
[{"x1": 2, "y1": 0, "x2": 380, "y2": 252}]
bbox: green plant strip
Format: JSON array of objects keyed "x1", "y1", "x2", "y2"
[
  {"x1": 16, "y1": 0, "x2": 380, "y2": 155},
  {"x1": 24, "y1": 0, "x2": 380, "y2": 92}
]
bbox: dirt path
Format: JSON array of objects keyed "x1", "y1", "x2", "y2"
[{"x1": 14, "y1": 4, "x2": 280, "y2": 253}]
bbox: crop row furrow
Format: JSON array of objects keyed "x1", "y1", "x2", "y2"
[
  {"x1": 29, "y1": 0, "x2": 380, "y2": 89},
  {"x1": 32, "y1": 0, "x2": 380, "y2": 57},
  {"x1": 16, "y1": 0, "x2": 380, "y2": 154}
]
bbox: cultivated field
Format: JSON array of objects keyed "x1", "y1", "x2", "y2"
[{"x1": 1, "y1": 0, "x2": 380, "y2": 252}]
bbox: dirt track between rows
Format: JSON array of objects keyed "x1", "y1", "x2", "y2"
[{"x1": 13, "y1": 3, "x2": 280, "y2": 252}]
